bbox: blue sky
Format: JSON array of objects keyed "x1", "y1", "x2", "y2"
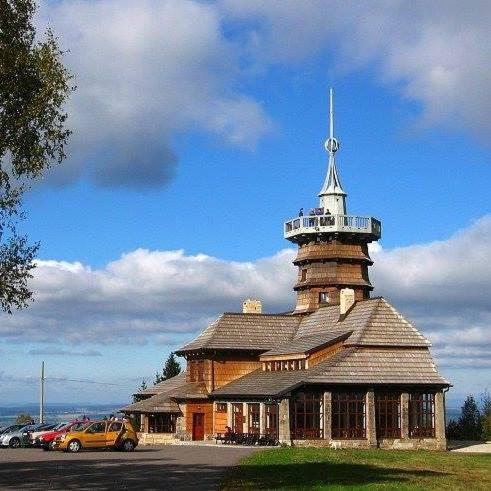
[{"x1": 1, "y1": 0, "x2": 490, "y2": 408}]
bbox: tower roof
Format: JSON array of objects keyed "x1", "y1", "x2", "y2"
[{"x1": 319, "y1": 88, "x2": 346, "y2": 199}]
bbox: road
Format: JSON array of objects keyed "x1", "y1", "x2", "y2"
[{"x1": 0, "y1": 445, "x2": 256, "y2": 490}]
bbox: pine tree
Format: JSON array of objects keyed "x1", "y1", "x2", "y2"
[
  {"x1": 458, "y1": 395, "x2": 482, "y2": 440},
  {"x1": 480, "y1": 390, "x2": 491, "y2": 440},
  {"x1": 132, "y1": 379, "x2": 148, "y2": 403},
  {"x1": 154, "y1": 353, "x2": 181, "y2": 385}
]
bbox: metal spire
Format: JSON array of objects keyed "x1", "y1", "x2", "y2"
[{"x1": 319, "y1": 88, "x2": 347, "y2": 215}]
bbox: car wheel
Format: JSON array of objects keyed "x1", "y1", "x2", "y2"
[
  {"x1": 9, "y1": 438, "x2": 21, "y2": 449},
  {"x1": 49, "y1": 440, "x2": 57, "y2": 451},
  {"x1": 67, "y1": 439, "x2": 82, "y2": 453},
  {"x1": 122, "y1": 439, "x2": 135, "y2": 452},
  {"x1": 42, "y1": 445, "x2": 51, "y2": 451}
]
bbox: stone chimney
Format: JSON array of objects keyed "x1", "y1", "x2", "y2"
[
  {"x1": 243, "y1": 298, "x2": 262, "y2": 314},
  {"x1": 339, "y1": 288, "x2": 355, "y2": 318}
]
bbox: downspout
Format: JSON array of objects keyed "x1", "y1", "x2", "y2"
[{"x1": 443, "y1": 387, "x2": 450, "y2": 446}]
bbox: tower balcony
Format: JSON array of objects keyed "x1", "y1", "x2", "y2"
[{"x1": 284, "y1": 214, "x2": 381, "y2": 242}]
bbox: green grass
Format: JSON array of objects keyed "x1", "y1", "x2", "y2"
[{"x1": 222, "y1": 447, "x2": 491, "y2": 490}]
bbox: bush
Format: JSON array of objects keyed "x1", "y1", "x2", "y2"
[{"x1": 15, "y1": 413, "x2": 34, "y2": 424}]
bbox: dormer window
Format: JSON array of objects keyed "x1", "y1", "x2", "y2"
[{"x1": 319, "y1": 292, "x2": 329, "y2": 304}]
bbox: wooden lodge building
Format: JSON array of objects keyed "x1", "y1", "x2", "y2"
[{"x1": 122, "y1": 90, "x2": 450, "y2": 450}]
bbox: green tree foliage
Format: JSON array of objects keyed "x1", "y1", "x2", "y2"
[
  {"x1": 15, "y1": 412, "x2": 33, "y2": 424},
  {"x1": 480, "y1": 390, "x2": 491, "y2": 440},
  {"x1": 457, "y1": 395, "x2": 482, "y2": 440},
  {"x1": 0, "y1": 0, "x2": 74, "y2": 313},
  {"x1": 132, "y1": 379, "x2": 147, "y2": 403},
  {"x1": 154, "y1": 353, "x2": 181, "y2": 384}
]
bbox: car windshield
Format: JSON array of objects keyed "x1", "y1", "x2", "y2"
[
  {"x1": 3, "y1": 425, "x2": 22, "y2": 434},
  {"x1": 53, "y1": 423, "x2": 68, "y2": 430}
]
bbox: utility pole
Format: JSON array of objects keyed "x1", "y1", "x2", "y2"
[{"x1": 40, "y1": 361, "x2": 45, "y2": 423}]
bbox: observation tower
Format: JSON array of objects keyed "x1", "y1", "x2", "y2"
[{"x1": 284, "y1": 89, "x2": 381, "y2": 314}]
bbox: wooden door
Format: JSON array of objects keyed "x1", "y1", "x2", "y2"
[
  {"x1": 232, "y1": 403, "x2": 244, "y2": 433},
  {"x1": 192, "y1": 413, "x2": 205, "y2": 440}
]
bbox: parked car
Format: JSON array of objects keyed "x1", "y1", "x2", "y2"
[
  {"x1": 28, "y1": 423, "x2": 60, "y2": 446},
  {"x1": 37, "y1": 421, "x2": 88, "y2": 450},
  {"x1": 53, "y1": 420, "x2": 138, "y2": 453},
  {"x1": 0, "y1": 424, "x2": 45, "y2": 448},
  {"x1": 0, "y1": 424, "x2": 24, "y2": 436}
]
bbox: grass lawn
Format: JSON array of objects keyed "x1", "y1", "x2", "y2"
[{"x1": 222, "y1": 447, "x2": 491, "y2": 490}]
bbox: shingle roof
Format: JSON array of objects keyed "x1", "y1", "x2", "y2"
[
  {"x1": 120, "y1": 392, "x2": 181, "y2": 414},
  {"x1": 261, "y1": 330, "x2": 351, "y2": 357},
  {"x1": 212, "y1": 346, "x2": 449, "y2": 397},
  {"x1": 294, "y1": 297, "x2": 430, "y2": 348},
  {"x1": 307, "y1": 347, "x2": 449, "y2": 385},
  {"x1": 133, "y1": 372, "x2": 187, "y2": 396},
  {"x1": 175, "y1": 313, "x2": 300, "y2": 353}
]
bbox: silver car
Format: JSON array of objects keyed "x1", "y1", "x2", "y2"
[{"x1": 0, "y1": 424, "x2": 45, "y2": 448}]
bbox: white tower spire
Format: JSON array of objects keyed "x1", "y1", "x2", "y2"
[{"x1": 319, "y1": 88, "x2": 347, "y2": 215}]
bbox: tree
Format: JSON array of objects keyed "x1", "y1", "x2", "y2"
[
  {"x1": 480, "y1": 390, "x2": 491, "y2": 441},
  {"x1": 132, "y1": 379, "x2": 148, "y2": 403},
  {"x1": 15, "y1": 412, "x2": 33, "y2": 424},
  {"x1": 457, "y1": 395, "x2": 482, "y2": 440},
  {"x1": 0, "y1": 0, "x2": 74, "y2": 313},
  {"x1": 154, "y1": 353, "x2": 181, "y2": 384}
]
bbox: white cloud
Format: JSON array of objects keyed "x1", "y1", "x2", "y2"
[
  {"x1": 220, "y1": 0, "x2": 491, "y2": 142},
  {"x1": 37, "y1": 0, "x2": 272, "y2": 188},
  {"x1": 1, "y1": 215, "x2": 491, "y2": 376}
]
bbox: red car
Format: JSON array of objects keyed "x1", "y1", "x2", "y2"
[{"x1": 36, "y1": 421, "x2": 89, "y2": 451}]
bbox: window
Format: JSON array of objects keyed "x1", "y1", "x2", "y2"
[
  {"x1": 301, "y1": 269, "x2": 307, "y2": 281},
  {"x1": 148, "y1": 414, "x2": 177, "y2": 433},
  {"x1": 409, "y1": 393, "x2": 435, "y2": 438},
  {"x1": 248, "y1": 404, "x2": 260, "y2": 434},
  {"x1": 265, "y1": 404, "x2": 278, "y2": 436},
  {"x1": 189, "y1": 359, "x2": 205, "y2": 382},
  {"x1": 216, "y1": 403, "x2": 227, "y2": 413},
  {"x1": 290, "y1": 391, "x2": 323, "y2": 439},
  {"x1": 108, "y1": 422, "x2": 123, "y2": 432},
  {"x1": 319, "y1": 292, "x2": 329, "y2": 304},
  {"x1": 332, "y1": 392, "x2": 366, "y2": 439},
  {"x1": 86, "y1": 422, "x2": 106, "y2": 434},
  {"x1": 376, "y1": 392, "x2": 401, "y2": 438},
  {"x1": 265, "y1": 360, "x2": 305, "y2": 371}
]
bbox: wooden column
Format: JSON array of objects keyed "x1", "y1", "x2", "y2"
[
  {"x1": 278, "y1": 398, "x2": 290, "y2": 443},
  {"x1": 323, "y1": 391, "x2": 332, "y2": 440},
  {"x1": 259, "y1": 403, "x2": 265, "y2": 435},
  {"x1": 401, "y1": 392, "x2": 409, "y2": 439},
  {"x1": 227, "y1": 402, "x2": 232, "y2": 428},
  {"x1": 243, "y1": 402, "x2": 248, "y2": 433},
  {"x1": 366, "y1": 390, "x2": 377, "y2": 447}
]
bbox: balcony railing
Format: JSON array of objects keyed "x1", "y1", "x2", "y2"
[{"x1": 284, "y1": 214, "x2": 381, "y2": 239}]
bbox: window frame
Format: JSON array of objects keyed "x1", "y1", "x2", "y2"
[
  {"x1": 248, "y1": 403, "x2": 260, "y2": 434},
  {"x1": 290, "y1": 391, "x2": 323, "y2": 440},
  {"x1": 375, "y1": 392, "x2": 401, "y2": 439},
  {"x1": 331, "y1": 391, "x2": 366, "y2": 439},
  {"x1": 148, "y1": 414, "x2": 177, "y2": 434},
  {"x1": 409, "y1": 392, "x2": 435, "y2": 438},
  {"x1": 265, "y1": 403, "x2": 278, "y2": 436},
  {"x1": 216, "y1": 403, "x2": 227, "y2": 413}
]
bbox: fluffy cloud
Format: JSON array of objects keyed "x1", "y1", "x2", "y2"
[
  {"x1": 34, "y1": 1, "x2": 491, "y2": 188},
  {"x1": 38, "y1": 0, "x2": 272, "y2": 188},
  {"x1": 1, "y1": 215, "x2": 491, "y2": 374}
]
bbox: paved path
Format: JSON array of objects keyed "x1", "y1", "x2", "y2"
[
  {"x1": 0, "y1": 445, "x2": 257, "y2": 490},
  {"x1": 450, "y1": 441, "x2": 491, "y2": 453}
]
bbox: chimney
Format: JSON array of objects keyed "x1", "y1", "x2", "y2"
[
  {"x1": 243, "y1": 298, "x2": 262, "y2": 314},
  {"x1": 339, "y1": 288, "x2": 355, "y2": 319}
]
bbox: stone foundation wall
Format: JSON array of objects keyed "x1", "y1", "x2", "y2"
[{"x1": 137, "y1": 432, "x2": 180, "y2": 445}]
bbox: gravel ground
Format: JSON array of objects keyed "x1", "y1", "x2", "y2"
[
  {"x1": 450, "y1": 442, "x2": 491, "y2": 453},
  {"x1": 0, "y1": 445, "x2": 257, "y2": 490}
]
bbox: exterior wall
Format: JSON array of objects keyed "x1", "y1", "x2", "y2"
[
  {"x1": 214, "y1": 403, "x2": 228, "y2": 433},
  {"x1": 185, "y1": 401, "x2": 214, "y2": 440},
  {"x1": 308, "y1": 341, "x2": 345, "y2": 368},
  {"x1": 293, "y1": 239, "x2": 372, "y2": 313},
  {"x1": 209, "y1": 355, "x2": 262, "y2": 391}
]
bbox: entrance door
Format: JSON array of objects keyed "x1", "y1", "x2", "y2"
[
  {"x1": 232, "y1": 403, "x2": 244, "y2": 433},
  {"x1": 192, "y1": 413, "x2": 205, "y2": 441}
]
